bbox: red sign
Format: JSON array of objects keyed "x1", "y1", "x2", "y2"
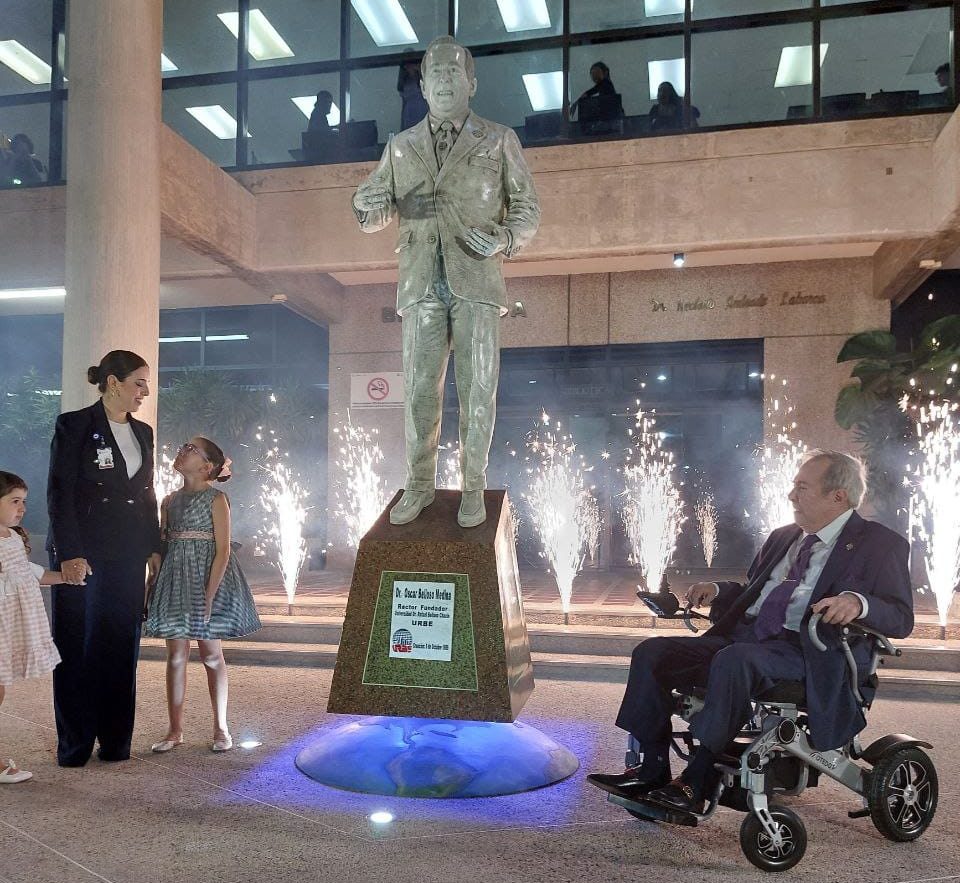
[{"x1": 367, "y1": 376, "x2": 390, "y2": 401}]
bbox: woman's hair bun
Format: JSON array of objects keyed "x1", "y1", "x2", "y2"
[{"x1": 87, "y1": 365, "x2": 101, "y2": 385}]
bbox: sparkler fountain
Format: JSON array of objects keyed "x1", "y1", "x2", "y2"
[
  {"x1": 696, "y1": 491, "x2": 719, "y2": 569},
  {"x1": 908, "y1": 402, "x2": 960, "y2": 638},
  {"x1": 620, "y1": 408, "x2": 684, "y2": 595},
  {"x1": 523, "y1": 413, "x2": 600, "y2": 623},
  {"x1": 258, "y1": 445, "x2": 309, "y2": 614},
  {"x1": 153, "y1": 446, "x2": 180, "y2": 515},
  {"x1": 757, "y1": 376, "x2": 808, "y2": 537},
  {"x1": 332, "y1": 413, "x2": 388, "y2": 551}
]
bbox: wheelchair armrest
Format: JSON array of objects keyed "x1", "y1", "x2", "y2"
[{"x1": 807, "y1": 613, "x2": 898, "y2": 709}]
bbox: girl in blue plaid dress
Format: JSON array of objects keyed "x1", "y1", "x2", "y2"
[{"x1": 144, "y1": 438, "x2": 260, "y2": 754}]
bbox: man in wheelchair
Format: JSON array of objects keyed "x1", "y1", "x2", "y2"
[{"x1": 589, "y1": 450, "x2": 923, "y2": 860}]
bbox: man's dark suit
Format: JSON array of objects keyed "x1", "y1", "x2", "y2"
[
  {"x1": 46, "y1": 399, "x2": 162, "y2": 765},
  {"x1": 617, "y1": 511, "x2": 913, "y2": 753}
]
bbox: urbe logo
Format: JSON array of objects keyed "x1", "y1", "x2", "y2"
[{"x1": 391, "y1": 629, "x2": 413, "y2": 653}]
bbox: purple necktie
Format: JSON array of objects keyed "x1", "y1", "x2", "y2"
[{"x1": 754, "y1": 533, "x2": 820, "y2": 641}]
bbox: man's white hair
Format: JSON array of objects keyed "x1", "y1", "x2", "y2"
[{"x1": 801, "y1": 449, "x2": 867, "y2": 508}]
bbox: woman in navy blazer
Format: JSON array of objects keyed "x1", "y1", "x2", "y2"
[{"x1": 47, "y1": 350, "x2": 162, "y2": 766}]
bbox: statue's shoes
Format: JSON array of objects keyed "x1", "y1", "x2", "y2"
[
  {"x1": 389, "y1": 490, "x2": 435, "y2": 525},
  {"x1": 457, "y1": 491, "x2": 486, "y2": 528}
]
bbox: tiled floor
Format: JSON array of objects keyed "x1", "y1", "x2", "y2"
[{"x1": 1, "y1": 661, "x2": 957, "y2": 883}]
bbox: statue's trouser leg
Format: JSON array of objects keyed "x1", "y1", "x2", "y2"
[
  {"x1": 450, "y1": 298, "x2": 501, "y2": 492},
  {"x1": 402, "y1": 300, "x2": 451, "y2": 492}
]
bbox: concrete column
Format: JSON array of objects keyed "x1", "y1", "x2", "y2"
[{"x1": 61, "y1": 0, "x2": 162, "y2": 425}]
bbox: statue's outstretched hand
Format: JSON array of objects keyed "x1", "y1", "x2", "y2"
[
  {"x1": 354, "y1": 183, "x2": 393, "y2": 213},
  {"x1": 464, "y1": 226, "x2": 508, "y2": 257}
]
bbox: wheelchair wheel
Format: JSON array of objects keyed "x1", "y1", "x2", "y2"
[
  {"x1": 739, "y1": 806, "x2": 807, "y2": 872},
  {"x1": 868, "y1": 747, "x2": 938, "y2": 842}
]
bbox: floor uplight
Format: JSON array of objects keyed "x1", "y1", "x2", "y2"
[
  {"x1": 369, "y1": 811, "x2": 394, "y2": 824},
  {"x1": 239, "y1": 740, "x2": 262, "y2": 750}
]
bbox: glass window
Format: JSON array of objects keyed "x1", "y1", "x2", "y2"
[
  {"x1": 246, "y1": 1, "x2": 339, "y2": 69},
  {"x1": 691, "y1": 22, "x2": 813, "y2": 126},
  {"x1": 0, "y1": 103, "x2": 50, "y2": 188},
  {"x1": 570, "y1": 36, "x2": 684, "y2": 138},
  {"x1": 0, "y1": 1, "x2": 53, "y2": 96},
  {"x1": 162, "y1": 0, "x2": 239, "y2": 78},
  {"x1": 204, "y1": 307, "x2": 274, "y2": 367},
  {"x1": 693, "y1": 0, "x2": 808, "y2": 18},
  {"x1": 159, "y1": 310, "x2": 203, "y2": 369},
  {"x1": 456, "y1": 0, "x2": 562, "y2": 47},
  {"x1": 345, "y1": 66, "x2": 396, "y2": 161},
  {"x1": 822, "y1": 8, "x2": 952, "y2": 116},
  {"x1": 349, "y1": 0, "x2": 447, "y2": 59},
  {"x1": 570, "y1": 0, "x2": 681, "y2": 34},
  {"x1": 472, "y1": 48, "x2": 563, "y2": 132},
  {"x1": 162, "y1": 82, "x2": 239, "y2": 167},
  {"x1": 248, "y1": 73, "x2": 340, "y2": 165}
]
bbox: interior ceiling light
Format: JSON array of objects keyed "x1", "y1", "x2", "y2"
[
  {"x1": 159, "y1": 334, "x2": 249, "y2": 343},
  {"x1": 0, "y1": 40, "x2": 52, "y2": 84},
  {"x1": 186, "y1": 105, "x2": 242, "y2": 139},
  {"x1": 775, "y1": 44, "x2": 828, "y2": 88},
  {"x1": 648, "y1": 58, "x2": 685, "y2": 99},
  {"x1": 292, "y1": 96, "x2": 341, "y2": 127},
  {"x1": 218, "y1": 9, "x2": 295, "y2": 61},
  {"x1": 161, "y1": 53, "x2": 178, "y2": 72},
  {"x1": 522, "y1": 71, "x2": 563, "y2": 111},
  {"x1": 644, "y1": 0, "x2": 683, "y2": 15},
  {"x1": 495, "y1": 0, "x2": 551, "y2": 32},
  {"x1": 0, "y1": 287, "x2": 65, "y2": 300},
  {"x1": 351, "y1": 0, "x2": 418, "y2": 47}
]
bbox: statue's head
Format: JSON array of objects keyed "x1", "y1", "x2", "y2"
[{"x1": 420, "y1": 36, "x2": 476, "y2": 120}]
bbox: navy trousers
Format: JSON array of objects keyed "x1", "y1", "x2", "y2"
[
  {"x1": 615, "y1": 620, "x2": 805, "y2": 755},
  {"x1": 50, "y1": 556, "x2": 146, "y2": 766}
]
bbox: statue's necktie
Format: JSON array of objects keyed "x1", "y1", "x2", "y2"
[
  {"x1": 754, "y1": 533, "x2": 820, "y2": 640},
  {"x1": 436, "y1": 120, "x2": 454, "y2": 167}
]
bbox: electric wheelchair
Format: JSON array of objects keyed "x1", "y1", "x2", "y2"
[{"x1": 605, "y1": 594, "x2": 938, "y2": 872}]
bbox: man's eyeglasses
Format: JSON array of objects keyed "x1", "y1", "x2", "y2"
[{"x1": 178, "y1": 442, "x2": 209, "y2": 462}]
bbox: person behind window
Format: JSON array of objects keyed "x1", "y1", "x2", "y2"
[
  {"x1": 649, "y1": 82, "x2": 700, "y2": 133},
  {"x1": 0, "y1": 133, "x2": 44, "y2": 186},
  {"x1": 571, "y1": 61, "x2": 616, "y2": 117},
  {"x1": 936, "y1": 63, "x2": 951, "y2": 99},
  {"x1": 397, "y1": 59, "x2": 429, "y2": 131},
  {"x1": 308, "y1": 90, "x2": 334, "y2": 132}
]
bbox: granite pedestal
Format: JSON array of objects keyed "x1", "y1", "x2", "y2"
[
  {"x1": 327, "y1": 489, "x2": 533, "y2": 721},
  {"x1": 304, "y1": 490, "x2": 577, "y2": 796}
]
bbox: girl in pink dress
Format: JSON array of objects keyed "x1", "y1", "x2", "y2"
[{"x1": 0, "y1": 471, "x2": 74, "y2": 783}]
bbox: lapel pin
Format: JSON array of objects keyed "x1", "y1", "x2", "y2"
[{"x1": 846, "y1": 543, "x2": 854, "y2": 551}]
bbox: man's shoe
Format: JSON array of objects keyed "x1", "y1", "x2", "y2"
[
  {"x1": 587, "y1": 766, "x2": 671, "y2": 797},
  {"x1": 645, "y1": 777, "x2": 706, "y2": 814},
  {"x1": 390, "y1": 490, "x2": 435, "y2": 525},
  {"x1": 457, "y1": 490, "x2": 486, "y2": 528}
]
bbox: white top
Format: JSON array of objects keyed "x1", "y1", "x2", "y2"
[
  {"x1": 745, "y1": 508, "x2": 866, "y2": 631},
  {"x1": 108, "y1": 418, "x2": 142, "y2": 478}
]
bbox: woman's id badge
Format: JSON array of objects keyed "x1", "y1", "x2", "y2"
[{"x1": 96, "y1": 446, "x2": 115, "y2": 469}]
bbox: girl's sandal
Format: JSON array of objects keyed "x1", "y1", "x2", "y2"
[{"x1": 0, "y1": 760, "x2": 33, "y2": 784}]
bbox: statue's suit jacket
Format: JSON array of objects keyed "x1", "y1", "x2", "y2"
[
  {"x1": 708, "y1": 511, "x2": 913, "y2": 749},
  {"x1": 355, "y1": 111, "x2": 540, "y2": 315}
]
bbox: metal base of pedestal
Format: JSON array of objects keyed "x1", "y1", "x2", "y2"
[{"x1": 295, "y1": 716, "x2": 579, "y2": 798}]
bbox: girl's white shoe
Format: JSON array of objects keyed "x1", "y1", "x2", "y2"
[
  {"x1": 0, "y1": 760, "x2": 33, "y2": 784},
  {"x1": 150, "y1": 737, "x2": 183, "y2": 753},
  {"x1": 211, "y1": 733, "x2": 233, "y2": 752}
]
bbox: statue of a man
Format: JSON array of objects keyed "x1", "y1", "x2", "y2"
[{"x1": 353, "y1": 36, "x2": 540, "y2": 528}]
